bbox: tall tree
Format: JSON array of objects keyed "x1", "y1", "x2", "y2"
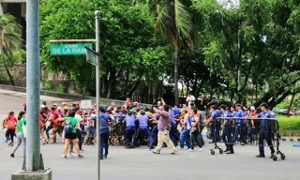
[
  {"x1": 0, "y1": 14, "x2": 23, "y2": 86},
  {"x1": 148, "y1": 0, "x2": 194, "y2": 105}
]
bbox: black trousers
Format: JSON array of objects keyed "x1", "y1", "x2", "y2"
[{"x1": 76, "y1": 129, "x2": 83, "y2": 150}]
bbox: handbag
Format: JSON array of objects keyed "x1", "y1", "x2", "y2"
[{"x1": 22, "y1": 119, "x2": 27, "y2": 138}]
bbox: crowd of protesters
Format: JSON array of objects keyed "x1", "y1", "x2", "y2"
[{"x1": 2, "y1": 93, "x2": 278, "y2": 160}]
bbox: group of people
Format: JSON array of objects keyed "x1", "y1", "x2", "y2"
[
  {"x1": 2, "y1": 95, "x2": 278, "y2": 160},
  {"x1": 206, "y1": 102, "x2": 277, "y2": 158}
]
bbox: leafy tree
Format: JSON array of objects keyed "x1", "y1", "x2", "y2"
[
  {"x1": 40, "y1": 0, "x2": 169, "y2": 98},
  {"x1": 0, "y1": 14, "x2": 23, "y2": 86},
  {"x1": 148, "y1": 0, "x2": 194, "y2": 105}
]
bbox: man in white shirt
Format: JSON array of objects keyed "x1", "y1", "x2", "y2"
[{"x1": 186, "y1": 92, "x2": 196, "y2": 108}]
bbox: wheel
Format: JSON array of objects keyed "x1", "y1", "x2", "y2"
[
  {"x1": 273, "y1": 155, "x2": 278, "y2": 161},
  {"x1": 211, "y1": 150, "x2": 215, "y2": 155},
  {"x1": 219, "y1": 149, "x2": 224, "y2": 154},
  {"x1": 281, "y1": 154, "x2": 286, "y2": 160}
]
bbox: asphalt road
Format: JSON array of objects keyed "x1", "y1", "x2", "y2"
[{"x1": 0, "y1": 90, "x2": 300, "y2": 180}]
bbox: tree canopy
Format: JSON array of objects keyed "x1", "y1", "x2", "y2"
[{"x1": 37, "y1": 0, "x2": 300, "y2": 108}]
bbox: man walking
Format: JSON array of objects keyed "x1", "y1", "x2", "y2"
[{"x1": 152, "y1": 105, "x2": 178, "y2": 154}]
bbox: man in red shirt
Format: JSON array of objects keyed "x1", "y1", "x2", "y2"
[
  {"x1": 4, "y1": 111, "x2": 17, "y2": 146},
  {"x1": 49, "y1": 106, "x2": 62, "y2": 143}
]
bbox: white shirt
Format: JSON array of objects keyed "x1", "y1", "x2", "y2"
[{"x1": 75, "y1": 114, "x2": 83, "y2": 131}]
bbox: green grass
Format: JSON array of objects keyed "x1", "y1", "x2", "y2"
[{"x1": 277, "y1": 115, "x2": 300, "y2": 135}]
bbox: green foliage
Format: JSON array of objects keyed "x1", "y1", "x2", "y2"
[
  {"x1": 55, "y1": 84, "x2": 65, "y2": 93},
  {"x1": 43, "y1": 80, "x2": 51, "y2": 91},
  {"x1": 40, "y1": 0, "x2": 169, "y2": 97},
  {"x1": 277, "y1": 115, "x2": 300, "y2": 134}
]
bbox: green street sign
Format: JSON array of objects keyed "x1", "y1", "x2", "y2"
[
  {"x1": 50, "y1": 43, "x2": 93, "y2": 55},
  {"x1": 85, "y1": 47, "x2": 98, "y2": 66}
]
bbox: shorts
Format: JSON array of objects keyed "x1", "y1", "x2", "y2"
[
  {"x1": 65, "y1": 133, "x2": 77, "y2": 140},
  {"x1": 52, "y1": 125, "x2": 62, "y2": 134}
]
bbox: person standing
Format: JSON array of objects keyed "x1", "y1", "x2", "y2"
[
  {"x1": 256, "y1": 103, "x2": 276, "y2": 158},
  {"x1": 74, "y1": 107, "x2": 84, "y2": 151},
  {"x1": 10, "y1": 111, "x2": 26, "y2": 158},
  {"x1": 205, "y1": 106, "x2": 221, "y2": 144},
  {"x1": 97, "y1": 107, "x2": 112, "y2": 159},
  {"x1": 124, "y1": 111, "x2": 137, "y2": 148},
  {"x1": 234, "y1": 104, "x2": 247, "y2": 146},
  {"x1": 4, "y1": 111, "x2": 17, "y2": 146},
  {"x1": 220, "y1": 105, "x2": 233, "y2": 153},
  {"x1": 60, "y1": 110, "x2": 83, "y2": 159},
  {"x1": 189, "y1": 109, "x2": 203, "y2": 152},
  {"x1": 134, "y1": 110, "x2": 152, "y2": 149},
  {"x1": 180, "y1": 109, "x2": 192, "y2": 150},
  {"x1": 186, "y1": 92, "x2": 196, "y2": 108},
  {"x1": 152, "y1": 105, "x2": 178, "y2": 154}
]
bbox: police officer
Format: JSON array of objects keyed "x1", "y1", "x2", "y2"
[
  {"x1": 134, "y1": 110, "x2": 152, "y2": 149},
  {"x1": 220, "y1": 105, "x2": 234, "y2": 154},
  {"x1": 234, "y1": 104, "x2": 247, "y2": 145},
  {"x1": 256, "y1": 102, "x2": 276, "y2": 158},
  {"x1": 124, "y1": 111, "x2": 137, "y2": 148},
  {"x1": 205, "y1": 105, "x2": 221, "y2": 143}
]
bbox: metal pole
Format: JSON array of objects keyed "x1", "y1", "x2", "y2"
[
  {"x1": 26, "y1": 0, "x2": 41, "y2": 171},
  {"x1": 95, "y1": 10, "x2": 101, "y2": 180}
]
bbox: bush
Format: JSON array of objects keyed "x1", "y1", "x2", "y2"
[
  {"x1": 43, "y1": 80, "x2": 51, "y2": 91},
  {"x1": 55, "y1": 84, "x2": 65, "y2": 93}
]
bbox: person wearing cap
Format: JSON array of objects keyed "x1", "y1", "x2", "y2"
[
  {"x1": 123, "y1": 111, "x2": 137, "y2": 148},
  {"x1": 256, "y1": 102, "x2": 276, "y2": 158},
  {"x1": 233, "y1": 104, "x2": 247, "y2": 147},
  {"x1": 220, "y1": 105, "x2": 233, "y2": 153},
  {"x1": 205, "y1": 105, "x2": 221, "y2": 144},
  {"x1": 61, "y1": 102, "x2": 69, "y2": 110},
  {"x1": 134, "y1": 110, "x2": 152, "y2": 149}
]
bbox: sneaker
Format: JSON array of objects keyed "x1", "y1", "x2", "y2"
[
  {"x1": 151, "y1": 149, "x2": 160, "y2": 154},
  {"x1": 188, "y1": 148, "x2": 194, "y2": 152},
  {"x1": 63, "y1": 156, "x2": 68, "y2": 159},
  {"x1": 198, "y1": 148, "x2": 203, "y2": 152},
  {"x1": 69, "y1": 152, "x2": 76, "y2": 157},
  {"x1": 78, "y1": 154, "x2": 84, "y2": 159},
  {"x1": 10, "y1": 153, "x2": 14, "y2": 158},
  {"x1": 171, "y1": 150, "x2": 178, "y2": 154}
]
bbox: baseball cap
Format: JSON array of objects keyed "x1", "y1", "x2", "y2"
[{"x1": 260, "y1": 102, "x2": 269, "y2": 108}]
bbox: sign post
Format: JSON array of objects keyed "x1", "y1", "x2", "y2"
[{"x1": 95, "y1": 10, "x2": 101, "y2": 180}]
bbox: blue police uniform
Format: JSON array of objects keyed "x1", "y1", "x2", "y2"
[
  {"x1": 124, "y1": 115, "x2": 137, "y2": 148},
  {"x1": 210, "y1": 109, "x2": 221, "y2": 142},
  {"x1": 234, "y1": 109, "x2": 247, "y2": 144},
  {"x1": 169, "y1": 109, "x2": 180, "y2": 146},
  {"x1": 134, "y1": 115, "x2": 152, "y2": 148},
  {"x1": 221, "y1": 111, "x2": 233, "y2": 151},
  {"x1": 99, "y1": 113, "x2": 111, "y2": 158},
  {"x1": 257, "y1": 110, "x2": 275, "y2": 156}
]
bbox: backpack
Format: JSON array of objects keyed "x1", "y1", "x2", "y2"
[
  {"x1": 6, "y1": 119, "x2": 16, "y2": 130},
  {"x1": 64, "y1": 119, "x2": 73, "y2": 133}
]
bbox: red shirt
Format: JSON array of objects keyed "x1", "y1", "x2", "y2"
[
  {"x1": 51, "y1": 111, "x2": 61, "y2": 126},
  {"x1": 5, "y1": 115, "x2": 17, "y2": 130}
]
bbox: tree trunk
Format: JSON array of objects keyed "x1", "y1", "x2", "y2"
[
  {"x1": 287, "y1": 92, "x2": 296, "y2": 116},
  {"x1": 174, "y1": 47, "x2": 179, "y2": 105},
  {"x1": 1, "y1": 55, "x2": 15, "y2": 86}
]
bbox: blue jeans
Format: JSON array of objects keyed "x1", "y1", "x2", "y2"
[{"x1": 180, "y1": 129, "x2": 191, "y2": 148}]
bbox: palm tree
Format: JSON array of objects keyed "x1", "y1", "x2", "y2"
[
  {"x1": 0, "y1": 14, "x2": 23, "y2": 86},
  {"x1": 148, "y1": 0, "x2": 193, "y2": 105}
]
